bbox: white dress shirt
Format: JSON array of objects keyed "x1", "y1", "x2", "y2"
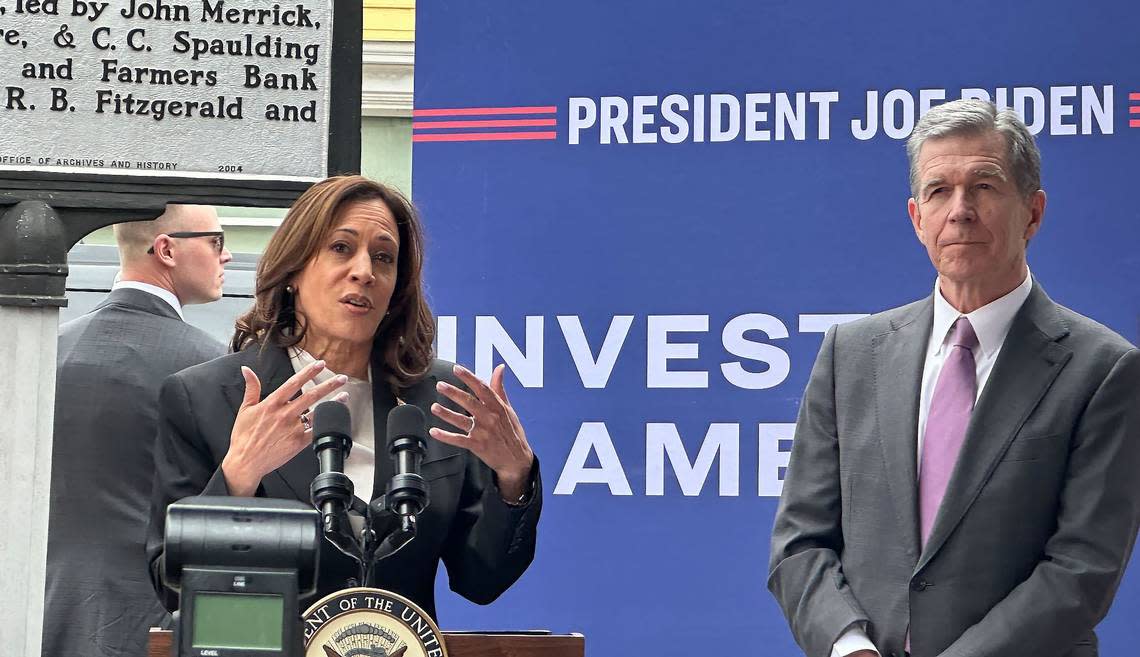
[
  {"x1": 916, "y1": 271, "x2": 1033, "y2": 466},
  {"x1": 831, "y1": 271, "x2": 1033, "y2": 657},
  {"x1": 112, "y1": 280, "x2": 184, "y2": 319}
]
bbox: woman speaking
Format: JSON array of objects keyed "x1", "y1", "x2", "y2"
[{"x1": 145, "y1": 176, "x2": 541, "y2": 620}]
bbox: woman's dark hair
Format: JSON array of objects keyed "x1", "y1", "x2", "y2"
[{"x1": 232, "y1": 175, "x2": 434, "y2": 388}]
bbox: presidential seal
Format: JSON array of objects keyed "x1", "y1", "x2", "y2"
[{"x1": 302, "y1": 588, "x2": 448, "y2": 657}]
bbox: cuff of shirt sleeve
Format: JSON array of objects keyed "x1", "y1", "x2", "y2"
[{"x1": 831, "y1": 623, "x2": 878, "y2": 657}]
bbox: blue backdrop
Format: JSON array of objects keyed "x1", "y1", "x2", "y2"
[{"x1": 411, "y1": 2, "x2": 1140, "y2": 655}]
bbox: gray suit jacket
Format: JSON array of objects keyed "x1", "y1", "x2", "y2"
[
  {"x1": 769, "y1": 282, "x2": 1140, "y2": 657},
  {"x1": 44, "y1": 288, "x2": 224, "y2": 657}
]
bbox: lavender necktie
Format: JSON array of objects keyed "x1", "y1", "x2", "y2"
[{"x1": 919, "y1": 316, "x2": 978, "y2": 546}]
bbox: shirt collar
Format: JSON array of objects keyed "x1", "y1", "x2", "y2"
[
  {"x1": 930, "y1": 269, "x2": 1033, "y2": 359},
  {"x1": 111, "y1": 280, "x2": 184, "y2": 319}
]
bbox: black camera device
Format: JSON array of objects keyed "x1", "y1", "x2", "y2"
[{"x1": 163, "y1": 496, "x2": 320, "y2": 657}]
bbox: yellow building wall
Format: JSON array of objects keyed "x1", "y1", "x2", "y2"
[{"x1": 364, "y1": 0, "x2": 415, "y2": 42}]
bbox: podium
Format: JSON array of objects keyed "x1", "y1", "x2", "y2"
[
  {"x1": 149, "y1": 628, "x2": 585, "y2": 657},
  {"x1": 156, "y1": 500, "x2": 577, "y2": 657}
]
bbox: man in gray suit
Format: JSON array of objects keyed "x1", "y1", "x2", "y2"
[
  {"x1": 44, "y1": 205, "x2": 231, "y2": 657},
  {"x1": 769, "y1": 99, "x2": 1140, "y2": 657}
]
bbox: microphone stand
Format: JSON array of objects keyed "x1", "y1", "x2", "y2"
[
  {"x1": 359, "y1": 431, "x2": 431, "y2": 582},
  {"x1": 310, "y1": 470, "x2": 366, "y2": 581},
  {"x1": 313, "y1": 402, "x2": 431, "y2": 587},
  {"x1": 359, "y1": 500, "x2": 417, "y2": 586},
  {"x1": 313, "y1": 471, "x2": 428, "y2": 586}
]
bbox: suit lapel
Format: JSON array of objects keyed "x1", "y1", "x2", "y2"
[
  {"x1": 916, "y1": 283, "x2": 1072, "y2": 570},
  {"x1": 400, "y1": 369, "x2": 462, "y2": 463},
  {"x1": 221, "y1": 345, "x2": 317, "y2": 503},
  {"x1": 221, "y1": 344, "x2": 296, "y2": 413},
  {"x1": 873, "y1": 297, "x2": 933, "y2": 559},
  {"x1": 371, "y1": 366, "x2": 459, "y2": 503}
]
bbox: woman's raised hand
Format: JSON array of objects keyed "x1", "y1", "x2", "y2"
[
  {"x1": 430, "y1": 364, "x2": 535, "y2": 501},
  {"x1": 221, "y1": 360, "x2": 348, "y2": 496}
]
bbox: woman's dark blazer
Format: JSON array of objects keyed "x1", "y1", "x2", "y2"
[{"x1": 144, "y1": 343, "x2": 542, "y2": 621}]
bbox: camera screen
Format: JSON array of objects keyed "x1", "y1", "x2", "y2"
[{"x1": 192, "y1": 592, "x2": 285, "y2": 650}]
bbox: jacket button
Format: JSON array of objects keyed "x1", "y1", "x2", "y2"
[{"x1": 911, "y1": 579, "x2": 929, "y2": 591}]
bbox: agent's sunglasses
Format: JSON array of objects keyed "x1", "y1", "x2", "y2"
[{"x1": 148, "y1": 231, "x2": 226, "y2": 255}]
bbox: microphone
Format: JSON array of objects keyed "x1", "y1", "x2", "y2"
[
  {"x1": 309, "y1": 401, "x2": 354, "y2": 533},
  {"x1": 385, "y1": 405, "x2": 430, "y2": 525}
]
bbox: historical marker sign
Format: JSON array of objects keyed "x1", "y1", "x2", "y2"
[{"x1": 0, "y1": 0, "x2": 360, "y2": 206}]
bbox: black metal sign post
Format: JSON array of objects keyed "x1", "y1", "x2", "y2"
[{"x1": 0, "y1": 2, "x2": 360, "y2": 654}]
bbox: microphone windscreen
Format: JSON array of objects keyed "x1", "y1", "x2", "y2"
[
  {"x1": 387, "y1": 404, "x2": 426, "y2": 445},
  {"x1": 312, "y1": 400, "x2": 351, "y2": 440}
]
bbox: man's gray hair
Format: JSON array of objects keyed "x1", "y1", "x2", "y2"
[{"x1": 906, "y1": 98, "x2": 1041, "y2": 199}]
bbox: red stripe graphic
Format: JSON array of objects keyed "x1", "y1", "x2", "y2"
[
  {"x1": 1130, "y1": 119, "x2": 1140, "y2": 128},
  {"x1": 413, "y1": 118, "x2": 557, "y2": 129},
  {"x1": 413, "y1": 106, "x2": 557, "y2": 117},
  {"x1": 1130, "y1": 106, "x2": 1140, "y2": 114},
  {"x1": 1130, "y1": 92, "x2": 1140, "y2": 101},
  {"x1": 413, "y1": 132, "x2": 558, "y2": 143}
]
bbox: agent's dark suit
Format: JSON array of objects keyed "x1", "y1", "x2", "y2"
[
  {"x1": 45, "y1": 287, "x2": 224, "y2": 657},
  {"x1": 769, "y1": 282, "x2": 1140, "y2": 657},
  {"x1": 145, "y1": 344, "x2": 542, "y2": 621}
]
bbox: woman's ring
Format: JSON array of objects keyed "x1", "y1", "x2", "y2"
[
  {"x1": 300, "y1": 411, "x2": 312, "y2": 431},
  {"x1": 468, "y1": 416, "x2": 476, "y2": 434}
]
